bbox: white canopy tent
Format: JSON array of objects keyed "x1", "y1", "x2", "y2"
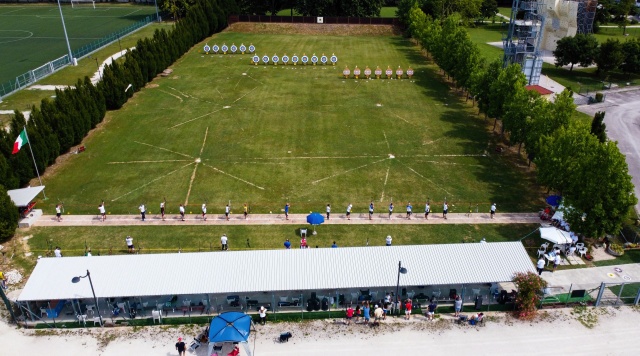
[
  {"x1": 7, "y1": 186, "x2": 45, "y2": 207},
  {"x1": 539, "y1": 227, "x2": 572, "y2": 244}
]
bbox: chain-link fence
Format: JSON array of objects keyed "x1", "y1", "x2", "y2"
[
  {"x1": 541, "y1": 281, "x2": 640, "y2": 307},
  {"x1": 0, "y1": 14, "x2": 156, "y2": 99}
]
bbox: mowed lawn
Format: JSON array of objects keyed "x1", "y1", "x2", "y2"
[
  {"x1": 38, "y1": 32, "x2": 541, "y2": 215},
  {"x1": 21, "y1": 224, "x2": 540, "y2": 257}
]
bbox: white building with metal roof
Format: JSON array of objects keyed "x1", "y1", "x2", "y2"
[{"x1": 18, "y1": 242, "x2": 535, "y2": 302}]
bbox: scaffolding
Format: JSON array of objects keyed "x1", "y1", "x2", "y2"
[
  {"x1": 573, "y1": 0, "x2": 598, "y2": 34},
  {"x1": 503, "y1": 0, "x2": 545, "y2": 85}
]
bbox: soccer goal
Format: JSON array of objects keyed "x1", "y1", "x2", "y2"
[{"x1": 71, "y1": 0, "x2": 96, "y2": 9}]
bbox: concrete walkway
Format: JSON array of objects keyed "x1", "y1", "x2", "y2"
[
  {"x1": 34, "y1": 212, "x2": 541, "y2": 227},
  {"x1": 542, "y1": 263, "x2": 640, "y2": 287}
]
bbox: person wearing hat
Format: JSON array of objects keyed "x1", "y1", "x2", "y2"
[
  {"x1": 175, "y1": 337, "x2": 186, "y2": 356},
  {"x1": 373, "y1": 304, "x2": 383, "y2": 324},
  {"x1": 259, "y1": 306, "x2": 267, "y2": 325}
]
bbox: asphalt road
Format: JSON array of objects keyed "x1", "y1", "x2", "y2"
[{"x1": 578, "y1": 88, "x2": 640, "y2": 216}]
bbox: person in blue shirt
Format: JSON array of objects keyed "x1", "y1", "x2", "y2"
[
  {"x1": 406, "y1": 202, "x2": 412, "y2": 220},
  {"x1": 284, "y1": 239, "x2": 291, "y2": 249},
  {"x1": 363, "y1": 302, "x2": 371, "y2": 324},
  {"x1": 331, "y1": 241, "x2": 338, "y2": 248},
  {"x1": 284, "y1": 203, "x2": 290, "y2": 220},
  {"x1": 388, "y1": 202, "x2": 394, "y2": 219}
]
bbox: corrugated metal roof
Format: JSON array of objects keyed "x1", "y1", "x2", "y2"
[{"x1": 17, "y1": 242, "x2": 535, "y2": 301}]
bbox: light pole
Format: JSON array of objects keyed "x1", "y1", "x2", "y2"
[
  {"x1": 56, "y1": 0, "x2": 74, "y2": 65},
  {"x1": 72, "y1": 269, "x2": 103, "y2": 326},
  {"x1": 89, "y1": 56, "x2": 101, "y2": 79},
  {"x1": 395, "y1": 261, "x2": 407, "y2": 315},
  {"x1": 153, "y1": 0, "x2": 160, "y2": 22}
]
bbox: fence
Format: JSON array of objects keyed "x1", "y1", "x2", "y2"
[
  {"x1": 540, "y1": 281, "x2": 640, "y2": 307},
  {"x1": 0, "y1": 14, "x2": 156, "y2": 99},
  {"x1": 229, "y1": 15, "x2": 399, "y2": 26}
]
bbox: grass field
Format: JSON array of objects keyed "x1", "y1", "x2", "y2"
[
  {"x1": 0, "y1": 3, "x2": 157, "y2": 86},
  {"x1": 274, "y1": 7, "x2": 397, "y2": 17},
  {"x1": 36, "y1": 29, "x2": 541, "y2": 215},
  {"x1": 0, "y1": 22, "x2": 171, "y2": 112}
]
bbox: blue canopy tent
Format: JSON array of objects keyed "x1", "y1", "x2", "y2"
[
  {"x1": 207, "y1": 312, "x2": 254, "y2": 356},
  {"x1": 546, "y1": 195, "x2": 562, "y2": 208}
]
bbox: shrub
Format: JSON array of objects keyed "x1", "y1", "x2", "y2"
[
  {"x1": 512, "y1": 272, "x2": 547, "y2": 319},
  {"x1": 0, "y1": 185, "x2": 19, "y2": 242},
  {"x1": 595, "y1": 92, "x2": 603, "y2": 103},
  {"x1": 609, "y1": 243, "x2": 624, "y2": 255}
]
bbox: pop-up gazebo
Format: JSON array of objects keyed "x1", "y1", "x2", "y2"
[{"x1": 207, "y1": 312, "x2": 254, "y2": 356}]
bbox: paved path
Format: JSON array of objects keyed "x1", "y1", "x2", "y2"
[
  {"x1": 34, "y1": 212, "x2": 541, "y2": 227},
  {"x1": 542, "y1": 262, "x2": 640, "y2": 287},
  {"x1": 577, "y1": 88, "x2": 640, "y2": 215}
]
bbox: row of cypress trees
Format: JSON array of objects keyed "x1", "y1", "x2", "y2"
[{"x1": 0, "y1": 0, "x2": 238, "y2": 240}]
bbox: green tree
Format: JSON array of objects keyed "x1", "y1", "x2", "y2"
[
  {"x1": 0, "y1": 184, "x2": 18, "y2": 243},
  {"x1": 621, "y1": 37, "x2": 640, "y2": 76},
  {"x1": 397, "y1": 0, "x2": 419, "y2": 28},
  {"x1": 574, "y1": 34, "x2": 599, "y2": 69},
  {"x1": 407, "y1": 3, "x2": 427, "y2": 39},
  {"x1": 421, "y1": 0, "x2": 482, "y2": 20},
  {"x1": 158, "y1": 0, "x2": 195, "y2": 20},
  {"x1": 473, "y1": 59, "x2": 502, "y2": 118},
  {"x1": 487, "y1": 63, "x2": 526, "y2": 131},
  {"x1": 479, "y1": 0, "x2": 498, "y2": 21},
  {"x1": 553, "y1": 36, "x2": 580, "y2": 71},
  {"x1": 502, "y1": 89, "x2": 545, "y2": 154},
  {"x1": 590, "y1": 111, "x2": 607, "y2": 143},
  {"x1": 596, "y1": 39, "x2": 624, "y2": 74}
]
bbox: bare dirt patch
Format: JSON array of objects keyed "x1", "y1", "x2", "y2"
[
  {"x1": 146, "y1": 83, "x2": 159, "y2": 88},
  {"x1": 227, "y1": 22, "x2": 400, "y2": 36}
]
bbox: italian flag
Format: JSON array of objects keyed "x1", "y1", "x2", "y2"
[{"x1": 12, "y1": 128, "x2": 28, "y2": 154}]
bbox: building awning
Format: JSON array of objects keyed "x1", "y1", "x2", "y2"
[
  {"x1": 6, "y1": 186, "x2": 45, "y2": 207},
  {"x1": 17, "y1": 242, "x2": 536, "y2": 302},
  {"x1": 525, "y1": 85, "x2": 554, "y2": 96}
]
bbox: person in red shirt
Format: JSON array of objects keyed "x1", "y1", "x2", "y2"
[
  {"x1": 345, "y1": 305, "x2": 354, "y2": 325},
  {"x1": 404, "y1": 299, "x2": 412, "y2": 320},
  {"x1": 300, "y1": 237, "x2": 308, "y2": 249}
]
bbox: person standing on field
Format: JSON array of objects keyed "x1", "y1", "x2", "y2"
[
  {"x1": 424, "y1": 201, "x2": 430, "y2": 219},
  {"x1": 284, "y1": 203, "x2": 290, "y2": 220},
  {"x1": 244, "y1": 203, "x2": 248, "y2": 219},
  {"x1": 201, "y1": 203, "x2": 207, "y2": 221},
  {"x1": 98, "y1": 202, "x2": 106, "y2": 222},
  {"x1": 388, "y1": 202, "x2": 394, "y2": 219},
  {"x1": 406, "y1": 202, "x2": 412, "y2": 220},
  {"x1": 369, "y1": 201, "x2": 374, "y2": 220},
  {"x1": 139, "y1": 203, "x2": 146, "y2": 221},
  {"x1": 225, "y1": 204, "x2": 230, "y2": 221},
  {"x1": 55, "y1": 204, "x2": 62, "y2": 222},
  {"x1": 443, "y1": 201, "x2": 448, "y2": 220},
  {"x1": 221, "y1": 234, "x2": 228, "y2": 251},
  {"x1": 490, "y1": 203, "x2": 496, "y2": 219},
  {"x1": 346, "y1": 203, "x2": 353, "y2": 220},
  {"x1": 179, "y1": 204, "x2": 185, "y2": 221},
  {"x1": 326, "y1": 204, "x2": 331, "y2": 220},
  {"x1": 160, "y1": 201, "x2": 165, "y2": 221}
]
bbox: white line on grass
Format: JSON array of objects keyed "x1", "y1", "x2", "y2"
[
  {"x1": 107, "y1": 160, "x2": 192, "y2": 164},
  {"x1": 397, "y1": 154, "x2": 486, "y2": 158},
  {"x1": 168, "y1": 86, "x2": 190, "y2": 98},
  {"x1": 380, "y1": 166, "x2": 390, "y2": 202},
  {"x1": 202, "y1": 163, "x2": 265, "y2": 190},
  {"x1": 158, "y1": 90, "x2": 184, "y2": 102},
  {"x1": 134, "y1": 141, "x2": 193, "y2": 158},
  {"x1": 413, "y1": 160, "x2": 484, "y2": 167},
  {"x1": 111, "y1": 162, "x2": 195, "y2": 202},
  {"x1": 199, "y1": 127, "x2": 209, "y2": 156},
  {"x1": 247, "y1": 75, "x2": 264, "y2": 85},
  {"x1": 184, "y1": 162, "x2": 199, "y2": 206},
  {"x1": 227, "y1": 155, "x2": 387, "y2": 161},
  {"x1": 383, "y1": 131, "x2": 391, "y2": 151},
  {"x1": 233, "y1": 87, "x2": 258, "y2": 103},
  {"x1": 311, "y1": 157, "x2": 389, "y2": 185},
  {"x1": 215, "y1": 88, "x2": 224, "y2": 99},
  {"x1": 169, "y1": 108, "x2": 225, "y2": 129},
  {"x1": 393, "y1": 113, "x2": 416, "y2": 126},
  {"x1": 396, "y1": 160, "x2": 453, "y2": 196}
]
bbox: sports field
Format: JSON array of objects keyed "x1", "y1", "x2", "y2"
[
  {"x1": 0, "y1": 3, "x2": 157, "y2": 86},
  {"x1": 39, "y1": 28, "x2": 541, "y2": 215}
]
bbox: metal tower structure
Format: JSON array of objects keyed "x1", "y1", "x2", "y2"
[
  {"x1": 572, "y1": 0, "x2": 598, "y2": 34},
  {"x1": 503, "y1": 0, "x2": 545, "y2": 85}
]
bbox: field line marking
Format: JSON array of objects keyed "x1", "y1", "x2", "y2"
[
  {"x1": 1, "y1": 8, "x2": 26, "y2": 15},
  {"x1": 134, "y1": 141, "x2": 193, "y2": 158},
  {"x1": 199, "y1": 127, "x2": 209, "y2": 156},
  {"x1": 215, "y1": 88, "x2": 224, "y2": 99},
  {"x1": 111, "y1": 162, "x2": 195, "y2": 202},
  {"x1": 311, "y1": 157, "x2": 388, "y2": 185},
  {"x1": 168, "y1": 86, "x2": 190, "y2": 98},
  {"x1": 202, "y1": 163, "x2": 265, "y2": 190},
  {"x1": 169, "y1": 108, "x2": 225, "y2": 129},
  {"x1": 392, "y1": 113, "x2": 415, "y2": 126},
  {"x1": 383, "y1": 130, "x2": 391, "y2": 150},
  {"x1": 247, "y1": 75, "x2": 264, "y2": 85},
  {"x1": 413, "y1": 160, "x2": 485, "y2": 167},
  {"x1": 423, "y1": 137, "x2": 444, "y2": 145},
  {"x1": 107, "y1": 159, "x2": 191, "y2": 164},
  {"x1": 228, "y1": 155, "x2": 387, "y2": 161},
  {"x1": 397, "y1": 154, "x2": 487, "y2": 158},
  {"x1": 380, "y1": 166, "x2": 390, "y2": 202},
  {"x1": 396, "y1": 160, "x2": 453, "y2": 196},
  {"x1": 233, "y1": 76, "x2": 243, "y2": 90},
  {"x1": 233, "y1": 87, "x2": 258, "y2": 103},
  {"x1": 158, "y1": 89, "x2": 183, "y2": 102},
  {"x1": 123, "y1": 8, "x2": 143, "y2": 17},
  {"x1": 184, "y1": 163, "x2": 199, "y2": 206}
]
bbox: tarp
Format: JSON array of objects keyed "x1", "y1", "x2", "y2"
[
  {"x1": 208, "y1": 312, "x2": 252, "y2": 343},
  {"x1": 7, "y1": 186, "x2": 45, "y2": 207},
  {"x1": 551, "y1": 210, "x2": 564, "y2": 221},
  {"x1": 539, "y1": 227, "x2": 572, "y2": 244}
]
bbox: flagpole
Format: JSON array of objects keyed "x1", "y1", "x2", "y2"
[{"x1": 23, "y1": 126, "x2": 47, "y2": 200}]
